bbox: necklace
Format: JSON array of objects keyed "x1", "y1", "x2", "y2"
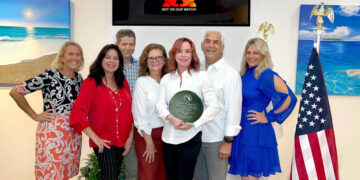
[
  {"x1": 104, "y1": 79, "x2": 122, "y2": 140},
  {"x1": 103, "y1": 79, "x2": 122, "y2": 112},
  {"x1": 108, "y1": 88, "x2": 122, "y2": 112}
]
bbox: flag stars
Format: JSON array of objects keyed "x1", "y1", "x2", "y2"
[
  {"x1": 318, "y1": 107, "x2": 323, "y2": 113},
  {"x1": 311, "y1": 103, "x2": 317, "y2": 109},
  {"x1": 309, "y1": 93, "x2": 315, "y2": 98},
  {"x1": 320, "y1": 118, "x2": 326, "y2": 123},
  {"x1": 302, "y1": 117, "x2": 308, "y2": 122},
  {"x1": 306, "y1": 82, "x2": 312, "y2": 87},
  {"x1": 304, "y1": 99, "x2": 310, "y2": 105},
  {"x1": 314, "y1": 114, "x2": 320, "y2": 120},
  {"x1": 309, "y1": 121, "x2": 315, "y2": 126},
  {"x1": 313, "y1": 86, "x2": 319, "y2": 91},
  {"x1": 299, "y1": 124, "x2": 303, "y2": 129},
  {"x1": 311, "y1": 75, "x2": 317, "y2": 80},
  {"x1": 300, "y1": 106, "x2": 305, "y2": 111},
  {"x1": 305, "y1": 72, "x2": 309, "y2": 77},
  {"x1": 309, "y1": 64, "x2": 314, "y2": 70},
  {"x1": 316, "y1": 97, "x2": 321, "y2": 102},
  {"x1": 306, "y1": 110, "x2": 312, "y2": 116},
  {"x1": 303, "y1": 89, "x2": 307, "y2": 94}
]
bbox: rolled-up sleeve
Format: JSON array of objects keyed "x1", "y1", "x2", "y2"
[
  {"x1": 193, "y1": 72, "x2": 220, "y2": 128},
  {"x1": 223, "y1": 73, "x2": 242, "y2": 136},
  {"x1": 132, "y1": 79, "x2": 152, "y2": 136}
]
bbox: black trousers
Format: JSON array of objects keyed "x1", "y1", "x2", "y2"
[
  {"x1": 163, "y1": 132, "x2": 202, "y2": 180},
  {"x1": 93, "y1": 146, "x2": 125, "y2": 180}
]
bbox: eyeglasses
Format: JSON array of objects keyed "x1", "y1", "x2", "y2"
[{"x1": 148, "y1": 56, "x2": 164, "y2": 62}]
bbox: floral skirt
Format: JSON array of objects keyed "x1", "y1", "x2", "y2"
[{"x1": 35, "y1": 114, "x2": 82, "y2": 180}]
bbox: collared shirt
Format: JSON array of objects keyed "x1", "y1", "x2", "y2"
[
  {"x1": 156, "y1": 69, "x2": 220, "y2": 145},
  {"x1": 124, "y1": 57, "x2": 139, "y2": 96},
  {"x1": 132, "y1": 76, "x2": 164, "y2": 137},
  {"x1": 201, "y1": 58, "x2": 242, "y2": 142}
]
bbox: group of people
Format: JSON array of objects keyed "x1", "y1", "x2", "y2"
[{"x1": 9, "y1": 29, "x2": 297, "y2": 180}]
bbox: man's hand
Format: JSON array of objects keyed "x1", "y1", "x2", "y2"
[{"x1": 219, "y1": 139, "x2": 232, "y2": 159}]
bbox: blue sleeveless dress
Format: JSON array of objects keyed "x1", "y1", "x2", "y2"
[{"x1": 229, "y1": 66, "x2": 297, "y2": 177}]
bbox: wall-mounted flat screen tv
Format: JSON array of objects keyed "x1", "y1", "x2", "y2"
[{"x1": 113, "y1": 0, "x2": 250, "y2": 26}]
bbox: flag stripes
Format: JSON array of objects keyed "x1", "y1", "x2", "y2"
[{"x1": 292, "y1": 129, "x2": 338, "y2": 180}]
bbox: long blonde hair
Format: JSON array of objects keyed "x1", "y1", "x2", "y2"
[
  {"x1": 240, "y1": 38, "x2": 273, "y2": 79},
  {"x1": 51, "y1": 41, "x2": 84, "y2": 72}
]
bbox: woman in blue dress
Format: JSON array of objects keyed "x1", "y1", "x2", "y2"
[{"x1": 229, "y1": 38, "x2": 297, "y2": 179}]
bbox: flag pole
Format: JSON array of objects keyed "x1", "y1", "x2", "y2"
[
  {"x1": 310, "y1": 2, "x2": 334, "y2": 55},
  {"x1": 314, "y1": 30, "x2": 322, "y2": 54}
]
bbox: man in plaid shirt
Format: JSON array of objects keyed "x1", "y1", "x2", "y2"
[{"x1": 116, "y1": 29, "x2": 139, "y2": 180}]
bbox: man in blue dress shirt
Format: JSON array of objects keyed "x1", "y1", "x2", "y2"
[{"x1": 116, "y1": 29, "x2": 139, "y2": 180}]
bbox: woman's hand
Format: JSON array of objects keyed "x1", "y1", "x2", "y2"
[
  {"x1": 92, "y1": 135, "x2": 111, "y2": 153},
  {"x1": 123, "y1": 127, "x2": 134, "y2": 156},
  {"x1": 177, "y1": 123, "x2": 193, "y2": 130},
  {"x1": 143, "y1": 141, "x2": 157, "y2": 163},
  {"x1": 166, "y1": 114, "x2": 193, "y2": 130},
  {"x1": 142, "y1": 131, "x2": 157, "y2": 163},
  {"x1": 247, "y1": 110, "x2": 268, "y2": 125},
  {"x1": 32, "y1": 109, "x2": 55, "y2": 122},
  {"x1": 168, "y1": 115, "x2": 184, "y2": 128},
  {"x1": 83, "y1": 127, "x2": 111, "y2": 153}
]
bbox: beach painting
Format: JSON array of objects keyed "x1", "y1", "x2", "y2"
[
  {"x1": 0, "y1": 0, "x2": 70, "y2": 84},
  {"x1": 296, "y1": 5, "x2": 360, "y2": 95}
]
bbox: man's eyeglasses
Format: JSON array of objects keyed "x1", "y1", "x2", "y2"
[{"x1": 148, "y1": 56, "x2": 164, "y2": 62}]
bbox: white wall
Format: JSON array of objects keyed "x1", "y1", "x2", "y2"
[{"x1": 1, "y1": 0, "x2": 360, "y2": 179}]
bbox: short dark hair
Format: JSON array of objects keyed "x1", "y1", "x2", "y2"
[
  {"x1": 88, "y1": 44, "x2": 125, "y2": 88},
  {"x1": 116, "y1": 29, "x2": 136, "y2": 43}
]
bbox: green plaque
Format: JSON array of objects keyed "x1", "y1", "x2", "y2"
[{"x1": 169, "y1": 90, "x2": 204, "y2": 124}]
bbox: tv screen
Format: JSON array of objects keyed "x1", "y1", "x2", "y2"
[{"x1": 113, "y1": 0, "x2": 250, "y2": 26}]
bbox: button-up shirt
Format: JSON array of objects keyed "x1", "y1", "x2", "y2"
[
  {"x1": 156, "y1": 69, "x2": 220, "y2": 145},
  {"x1": 201, "y1": 58, "x2": 242, "y2": 142},
  {"x1": 132, "y1": 76, "x2": 164, "y2": 136},
  {"x1": 124, "y1": 57, "x2": 139, "y2": 96}
]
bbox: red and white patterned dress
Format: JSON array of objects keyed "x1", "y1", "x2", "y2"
[{"x1": 15, "y1": 69, "x2": 83, "y2": 180}]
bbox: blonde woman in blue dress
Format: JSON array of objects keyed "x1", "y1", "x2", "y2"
[{"x1": 229, "y1": 38, "x2": 297, "y2": 179}]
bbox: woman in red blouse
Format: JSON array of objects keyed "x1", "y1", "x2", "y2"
[{"x1": 70, "y1": 44, "x2": 133, "y2": 180}]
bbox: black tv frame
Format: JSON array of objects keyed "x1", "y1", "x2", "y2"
[{"x1": 112, "y1": 0, "x2": 250, "y2": 26}]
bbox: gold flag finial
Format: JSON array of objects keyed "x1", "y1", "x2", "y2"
[
  {"x1": 310, "y1": 2, "x2": 334, "y2": 30},
  {"x1": 258, "y1": 22, "x2": 275, "y2": 41}
]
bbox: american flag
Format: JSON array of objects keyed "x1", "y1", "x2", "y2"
[{"x1": 291, "y1": 48, "x2": 339, "y2": 180}]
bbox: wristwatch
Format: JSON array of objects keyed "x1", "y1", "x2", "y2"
[{"x1": 223, "y1": 137, "x2": 233, "y2": 143}]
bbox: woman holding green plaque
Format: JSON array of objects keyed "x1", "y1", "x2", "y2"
[
  {"x1": 156, "y1": 37, "x2": 220, "y2": 180},
  {"x1": 132, "y1": 43, "x2": 168, "y2": 180}
]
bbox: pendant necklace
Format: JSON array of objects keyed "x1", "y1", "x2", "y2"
[
  {"x1": 104, "y1": 78, "x2": 122, "y2": 140},
  {"x1": 104, "y1": 79, "x2": 122, "y2": 112}
]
